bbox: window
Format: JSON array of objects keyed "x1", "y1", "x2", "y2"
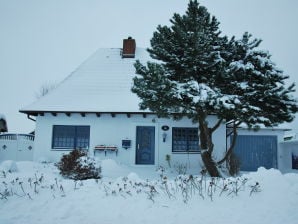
[
  {"x1": 172, "y1": 128, "x2": 200, "y2": 153},
  {"x1": 52, "y1": 125, "x2": 90, "y2": 149}
]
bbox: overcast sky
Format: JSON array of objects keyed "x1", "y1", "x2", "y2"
[{"x1": 1, "y1": 0, "x2": 297, "y2": 133}]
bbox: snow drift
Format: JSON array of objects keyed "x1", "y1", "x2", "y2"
[{"x1": 0, "y1": 160, "x2": 297, "y2": 224}]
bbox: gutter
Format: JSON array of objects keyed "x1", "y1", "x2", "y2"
[{"x1": 27, "y1": 114, "x2": 36, "y2": 122}]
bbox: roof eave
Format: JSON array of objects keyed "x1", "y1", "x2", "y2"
[{"x1": 19, "y1": 110, "x2": 155, "y2": 116}]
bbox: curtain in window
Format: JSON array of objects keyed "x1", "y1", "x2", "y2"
[
  {"x1": 52, "y1": 125, "x2": 90, "y2": 149},
  {"x1": 172, "y1": 128, "x2": 200, "y2": 153}
]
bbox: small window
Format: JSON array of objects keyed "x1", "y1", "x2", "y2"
[
  {"x1": 172, "y1": 127, "x2": 200, "y2": 153},
  {"x1": 52, "y1": 125, "x2": 90, "y2": 150}
]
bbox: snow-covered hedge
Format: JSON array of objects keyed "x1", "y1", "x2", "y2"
[{"x1": 56, "y1": 149, "x2": 101, "y2": 180}]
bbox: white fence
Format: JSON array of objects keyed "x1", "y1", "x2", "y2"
[{"x1": 0, "y1": 134, "x2": 34, "y2": 162}]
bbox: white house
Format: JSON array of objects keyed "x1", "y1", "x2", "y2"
[
  {"x1": 20, "y1": 37, "x2": 291, "y2": 173},
  {"x1": 20, "y1": 38, "x2": 226, "y2": 170}
]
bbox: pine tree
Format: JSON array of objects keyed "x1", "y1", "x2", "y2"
[
  {"x1": 132, "y1": 0, "x2": 297, "y2": 176},
  {"x1": 217, "y1": 33, "x2": 298, "y2": 166}
]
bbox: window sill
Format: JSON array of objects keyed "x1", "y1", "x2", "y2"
[
  {"x1": 51, "y1": 148, "x2": 88, "y2": 151},
  {"x1": 51, "y1": 149, "x2": 73, "y2": 151}
]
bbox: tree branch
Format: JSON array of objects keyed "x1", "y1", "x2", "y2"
[
  {"x1": 210, "y1": 118, "x2": 224, "y2": 133},
  {"x1": 217, "y1": 121, "x2": 238, "y2": 165}
]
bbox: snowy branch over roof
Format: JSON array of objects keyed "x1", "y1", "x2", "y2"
[{"x1": 174, "y1": 81, "x2": 241, "y2": 110}]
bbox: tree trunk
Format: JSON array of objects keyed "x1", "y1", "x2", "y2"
[
  {"x1": 216, "y1": 121, "x2": 241, "y2": 176},
  {"x1": 198, "y1": 117, "x2": 221, "y2": 177},
  {"x1": 201, "y1": 151, "x2": 221, "y2": 177}
]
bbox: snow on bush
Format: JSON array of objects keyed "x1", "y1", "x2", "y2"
[{"x1": 56, "y1": 149, "x2": 101, "y2": 180}]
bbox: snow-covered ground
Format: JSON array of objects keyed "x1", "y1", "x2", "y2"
[{"x1": 0, "y1": 159, "x2": 298, "y2": 224}]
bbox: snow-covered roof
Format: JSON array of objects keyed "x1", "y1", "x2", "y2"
[
  {"x1": 20, "y1": 48, "x2": 153, "y2": 114},
  {"x1": 236, "y1": 123, "x2": 291, "y2": 131}
]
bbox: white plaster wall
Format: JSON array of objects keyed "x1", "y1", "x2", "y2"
[
  {"x1": 279, "y1": 140, "x2": 298, "y2": 172},
  {"x1": 33, "y1": 113, "x2": 226, "y2": 171},
  {"x1": 0, "y1": 135, "x2": 34, "y2": 162},
  {"x1": 0, "y1": 138, "x2": 18, "y2": 161}
]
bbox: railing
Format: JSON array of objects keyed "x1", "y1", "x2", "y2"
[
  {"x1": 0, "y1": 134, "x2": 34, "y2": 141},
  {"x1": 94, "y1": 145, "x2": 118, "y2": 156}
]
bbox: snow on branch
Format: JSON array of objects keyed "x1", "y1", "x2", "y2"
[{"x1": 173, "y1": 80, "x2": 241, "y2": 109}]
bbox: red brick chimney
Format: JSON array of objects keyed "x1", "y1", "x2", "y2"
[{"x1": 122, "y1": 37, "x2": 136, "y2": 58}]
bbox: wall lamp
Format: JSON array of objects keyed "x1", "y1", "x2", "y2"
[{"x1": 162, "y1": 132, "x2": 167, "y2": 142}]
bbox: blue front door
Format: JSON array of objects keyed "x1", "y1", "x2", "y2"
[{"x1": 136, "y1": 126, "x2": 155, "y2": 164}]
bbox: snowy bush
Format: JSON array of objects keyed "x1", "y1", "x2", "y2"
[{"x1": 56, "y1": 149, "x2": 101, "y2": 180}]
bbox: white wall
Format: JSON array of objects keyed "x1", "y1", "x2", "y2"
[
  {"x1": 0, "y1": 134, "x2": 34, "y2": 162},
  {"x1": 33, "y1": 113, "x2": 226, "y2": 171},
  {"x1": 279, "y1": 140, "x2": 298, "y2": 172}
]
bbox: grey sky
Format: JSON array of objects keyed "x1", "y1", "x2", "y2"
[{"x1": 0, "y1": 0, "x2": 297, "y2": 133}]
